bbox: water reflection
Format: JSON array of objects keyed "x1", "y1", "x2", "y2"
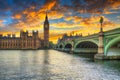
[
  {"x1": 0, "y1": 50, "x2": 120, "y2": 80},
  {"x1": 43, "y1": 50, "x2": 50, "y2": 65},
  {"x1": 41, "y1": 50, "x2": 51, "y2": 80}
]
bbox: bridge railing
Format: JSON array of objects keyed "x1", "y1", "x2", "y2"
[{"x1": 74, "y1": 48, "x2": 98, "y2": 53}]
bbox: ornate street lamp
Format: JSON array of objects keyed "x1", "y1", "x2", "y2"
[
  {"x1": 94, "y1": 16, "x2": 105, "y2": 59},
  {"x1": 100, "y1": 17, "x2": 103, "y2": 32}
]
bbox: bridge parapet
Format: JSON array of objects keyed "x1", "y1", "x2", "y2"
[
  {"x1": 104, "y1": 28, "x2": 120, "y2": 36},
  {"x1": 76, "y1": 34, "x2": 98, "y2": 41}
]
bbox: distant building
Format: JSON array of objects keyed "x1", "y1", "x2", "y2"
[
  {"x1": 0, "y1": 13, "x2": 50, "y2": 49},
  {"x1": 57, "y1": 33, "x2": 82, "y2": 44}
]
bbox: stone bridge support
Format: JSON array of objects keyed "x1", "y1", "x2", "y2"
[
  {"x1": 95, "y1": 17, "x2": 105, "y2": 59},
  {"x1": 94, "y1": 31, "x2": 105, "y2": 59},
  {"x1": 70, "y1": 40, "x2": 74, "y2": 54}
]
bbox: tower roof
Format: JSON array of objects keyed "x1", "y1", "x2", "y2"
[
  {"x1": 44, "y1": 12, "x2": 49, "y2": 23},
  {"x1": 45, "y1": 12, "x2": 48, "y2": 20}
]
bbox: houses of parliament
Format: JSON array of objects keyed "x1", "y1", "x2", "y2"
[{"x1": 0, "y1": 14, "x2": 49, "y2": 49}]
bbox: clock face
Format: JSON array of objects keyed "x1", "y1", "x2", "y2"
[{"x1": 45, "y1": 25, "x2": 47, "y2": 28}]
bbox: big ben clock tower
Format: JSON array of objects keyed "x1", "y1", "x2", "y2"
[{"x1": 44, "y1": 13, "x2": 49, "y2": 48}]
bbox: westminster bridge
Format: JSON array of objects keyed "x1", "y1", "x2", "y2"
[{"x1": 56, "y1": 28, "x2": 120, "y2": 59}]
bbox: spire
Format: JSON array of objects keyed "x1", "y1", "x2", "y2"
[{"x1": 45, "y1": 11, "x2": 48, "y2": 21}]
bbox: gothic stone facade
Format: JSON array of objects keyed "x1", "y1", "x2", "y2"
[{"x1": 0, "y1": 30, "x2": 41, "y2": 49}]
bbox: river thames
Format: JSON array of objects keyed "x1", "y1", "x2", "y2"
[{"x1": 0, "y1": 50, "x2": 120, "y2": 80}]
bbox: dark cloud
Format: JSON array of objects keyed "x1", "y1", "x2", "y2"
[
  {"x1": 51, "y1": 0, "x2": 120, "y2": 14},
  {"x1": 72, "y1": 0, "x2": 120, "y2": 14},
  {"x1": 0, "y1": 0, "x2": 45, "y2": 16},
  {"x1": 0, "y1": 0, "x2": 120, "y2": 17}
]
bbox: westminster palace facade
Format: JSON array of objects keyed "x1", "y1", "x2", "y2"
[{"x1": 0, "y1": 13, "x2": 49, "y2": 49}]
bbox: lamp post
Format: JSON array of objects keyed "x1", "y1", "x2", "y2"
[
  {"x1": 98, "y1": 17, "x2": 104, "y2": 54},
  {"x1": 100, "y1": 17, "x2": 103, "y2": 32},
  {"x1": 94, "y1": 17, "x2": 105, "y2": 59}
]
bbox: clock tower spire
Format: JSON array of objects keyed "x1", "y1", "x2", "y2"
[{"x1": 44, "y1": 12, "x2": 49, "y2": 48}]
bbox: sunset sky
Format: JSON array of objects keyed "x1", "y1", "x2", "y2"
[{"x1": 0, "y1": 0, "x2": 120, "y2": 43}]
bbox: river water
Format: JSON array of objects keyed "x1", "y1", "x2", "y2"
[{"x1": 0, "y1": 50, "x2": 120, "y2": 80}]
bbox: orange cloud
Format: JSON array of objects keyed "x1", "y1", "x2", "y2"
[
  {"x1": 108, "y1": 0, "x2": 120, "y2": 9},
  {"x1": 103, "y1": 21, "x2": 115, "y2": 27},
  {"x1": 64, "y1": 16, "x2": 82, "y2": 23},
  {"x1": 49, "y1": 33, "x2": 63, "y2": 43},
  {"x1": 103, "y1": 9, "x2": 119, "y2": 14},
  {"x1": 39, "y1": 0, "x2": 57, "y2": 12},
  {"x1": 0, "y1": 20, "x2": 3, "y2": 23},
  {"x1": 64, "y1": 16, "x2": 73, "y2": 21},
  {"x1": 51, "y1": 22, "x2": 82, "y2": 28},
  {"x1": 13, "y1": 14, "x2": 22, "y2": 19},
  {"x1": 101, "y1": 0, "x2": 120, "y2": 14},
  {"x1": 0, "y1": 20, "x2": 4, "y2": 27},
  {"x1": 48, "y1": 11, "x2": 64, "y2": 19},
  {"x1": 27, "y1": 11, "x2": 36, "y2": 18}
]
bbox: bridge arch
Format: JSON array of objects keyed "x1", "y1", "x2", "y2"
[
  {"x1": 74, "y1": 41, "x2": 98, "y2": 53},
  {"x1": 75, "y1": 41, "x2": 98, "y2": 48},
  {"x1": 59, "y1": 44, "x2": 63, "y2": 48},
  {"x1": 105, "y1": 36, "x2": 120, "y2": 55},
  {"x1": 56, "y1": 45, "x2": 58, "y2": 49},
  {"x1": 74, "y1": 40, "x2": 98, "y2": 49},
  {"x1": 64, "y1": 43, "x2": 72, "y2": 48}
]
